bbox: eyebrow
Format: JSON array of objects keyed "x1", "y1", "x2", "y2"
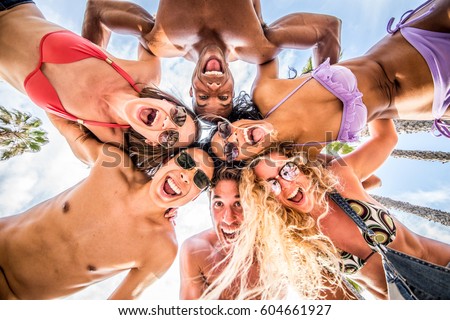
[
  {"x1": 197, "y1": 102, "x2": 232, "y2": 109},
  {"x1": 212, "y1": 194, "x2": 240, "y2": 199}
]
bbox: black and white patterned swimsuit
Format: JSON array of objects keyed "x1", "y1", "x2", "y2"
[{"x1": 339, "y1": 198, "x2": 397, "y2": 275}]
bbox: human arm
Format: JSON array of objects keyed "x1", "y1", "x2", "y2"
[
  {"x1": 251, "y1": 57, "x2": 279, "y2": 99},
  {"x1": 252, "y1": 0, "x2": 265, "y2": 26},
  {"x1": 332, "y1": 119, "x2": 398, "y2": 181},
  {"x1": 164, "y1": 208, "x2": 178, "y2": 226},
  {"x1": 264, "y1": 13, "x2": 341, "y2": 66},
  {"x1": 179, "y1": 239, "x2": 206, "y2": 299},
  {"x1": 47, "y1": 113, "x2": 104, "y2": 166},
  {"x1": 82, "y1": 0, "x2": 154, "y2": 49}
]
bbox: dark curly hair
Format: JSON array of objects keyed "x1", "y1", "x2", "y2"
[
  {"x1": 200, "y1": 91, "x2": 263, "y2": 166},
  {"x1": 228, "y1": 91, "x2": 263, "y2": 122}
]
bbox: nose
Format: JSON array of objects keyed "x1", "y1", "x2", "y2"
[
  {"x1": 162, "y1": 115, "x2": 176, "y2": 129},
  {"x1": 278, "y1": 178, "x2": 292, "y2": 191},
  {"x1": 222, "y1": 207, "x2": 236, "y2": 224},
  {"x1": 206, "y1": 82, "x2": 221, "y2": 90},
  {"x1": 180, "y1": 172, "x2": 190, "y2": 185},
  {"x1": 227, "y1": 130, "x2": 238, "y2": 144}
]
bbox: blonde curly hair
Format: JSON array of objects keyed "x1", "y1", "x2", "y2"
[{"x1": 201, "y1": 146, "x2": 345, "y2": 300}]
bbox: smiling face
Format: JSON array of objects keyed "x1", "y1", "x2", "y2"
[
  {"x1": 124, "y1": 98, "x2": 197, "y2": 147},
  {"x1": 210, "y1": 119, "x2": 274, "y2": 162},
  {"x1": 253, "y1": 152, "x2": 315, "y2": 213},
  {"x1": 149, "y1": 148, "x2": 214, "y2": 208},
  {"x1": 210, "y1": 179, "x2": 243, "y2": 249},
  {"x1": 190, "y1": 46, "x2": 234, "y2": 120}
]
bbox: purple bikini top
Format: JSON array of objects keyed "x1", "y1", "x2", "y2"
[{"x1": 265, "y1": 58, "x2": 367, "y2": 143}]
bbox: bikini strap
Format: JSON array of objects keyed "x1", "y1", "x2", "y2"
[
  {"x1": 432, "y1": 119, "x2": 450, "y2": 138},
  {"x1": 76, "y1": 118, "x2": 131, "y2": 128},
  {"x1": 264, "y1": 76, "x2": 313, "y2": 119},
  {"x1": 105, "y1": 57, "x2": 142, "y2": 93},
  {"x1": 387, "y1": 0, "x2": 435, "y2": 34}
]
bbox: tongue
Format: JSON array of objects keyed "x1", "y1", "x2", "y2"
[
  {"x1": 223, "y1": 230, "x2": 237, "y2": 242},
  {"x1": 163, "y1": 180, "x2": 176, "y2": 196},
  {"x1": 205, "y1": 59, "x2": 221, "y2": 72},
  {"x1": 291, "y1": 190, "x2": 303, "y2": 203},
  {"x1": 251, "y1": 127, "x2": 266, "y2": 143}
]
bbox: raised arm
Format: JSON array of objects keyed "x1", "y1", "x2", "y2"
[
  {"x1": 47, "y1": 113, "x2": 103, "y2": 166},
  {"x1": 333, "y1": 119, "x2": 398, "y2": 181},
  {"x1": 179, "y1": 239, "x2": 206, "y2": 300},
  {"x1": 264, "y1": 13, "x2": 341, "y2": 66},
  {"x1": 82, "y1": 0, "x2": 154, "y2": 49},
  {"x1": 252, "y1": 0, "x2": 265, "y2": 26},
  {"x1": 252, "y1": 57, "x2": 279, "y2": 100}
]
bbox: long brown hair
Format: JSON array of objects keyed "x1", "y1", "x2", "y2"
[{"x1": 126, "y1": 87, "x2": 201, "y2": 176}]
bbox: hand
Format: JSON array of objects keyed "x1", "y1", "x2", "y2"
[
  {"x1": 362, "y1": 174, "x2": 382, "y2": 191},
  {"x1": 164, "y1": 208, "x2": 178, "y2": 226}
]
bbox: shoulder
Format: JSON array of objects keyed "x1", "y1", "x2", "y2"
[
  {"x1": 252, "y1": 78, "x2": 289, "y2": 108},
  {"x1": 94, "y1": 143, "x2": 143, "y2": 179},
  {"x1": 181, "y1": 229, "x2": 216, "y2": 256}
]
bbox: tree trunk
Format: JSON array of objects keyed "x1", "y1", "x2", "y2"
[
  {"x1": 372, "y1": 195, "x2": 450, "y2": 227},
  {"x1": 390, "y1": 149, "x2": 450, "y2": 163},
  {"x1": 361, "y1": 120, "x2": 434, "y2": 137}
]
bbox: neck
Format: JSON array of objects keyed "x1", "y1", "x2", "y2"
[
  {"x1": 129, "y1": 175, "x2": 170, "y2": 219},
  {"x1": 104, "y1": 89, "x2": 139, "y2": 122},
  {"x1": 213, "y1": 240, "x2": 230, "y2": 258},
  {"x1": 309, "y1": 200, "x2": 328, "y2": 222},
  {"x1": 192, "y1": 41, "x2": 229, "y2": 61}
]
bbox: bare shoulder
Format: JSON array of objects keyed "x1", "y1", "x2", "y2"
[
  {"x1": 181, "y1": 229, "x2": 216, "y2": 255},
  {"x1": 252, "y1": 78, "x2": 300, "y2": 114},
  {"x1": 0, "y1": 2, "x2": 43, "y2": 19},
  {"x1": 94, "y1": 143, "x2": 142, "y2": 179}
]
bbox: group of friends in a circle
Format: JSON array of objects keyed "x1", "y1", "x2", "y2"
[{"x1": 0, "y1": 0, "x2": 449, "y2": 300}]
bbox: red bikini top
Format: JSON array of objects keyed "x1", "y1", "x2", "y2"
[{"x1": 24, "y1": 30, "x2": 140, "y2": 128}]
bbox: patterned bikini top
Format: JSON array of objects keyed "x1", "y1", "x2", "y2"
[{"x1": 339, "y1": 198, "x2": 397, "y2": 275}]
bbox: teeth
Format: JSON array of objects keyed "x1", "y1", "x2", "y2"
[
  {"x1": 152, "y1": 110, "x2": 160, "y2": 126},
  {"x1": 222, "y1": 229, "x2": 239, "y2": 243},
  {"x1": 204, "y1": 71, "x2": 223, "y2": 75},
  {"x1": 243, "y1": 128, "x2": 252, "y2": 144},
  {"x1": 287, "y1": 188, "x2": 300, "y2": 200},
  {"x1": 167, "y1": 177, "x2": 181, "y2": 195},
  {"x1": 221, "y1": 226, "x2": 240, "y2": 234}
]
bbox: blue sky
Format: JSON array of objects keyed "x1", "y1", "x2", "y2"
[{"x1": 0, "y1": 0, "x2": 448, "y2": 300}]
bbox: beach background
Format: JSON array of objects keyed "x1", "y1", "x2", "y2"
[{"x1": 0, "y1": 0, "x2": 448, "y2": 300}]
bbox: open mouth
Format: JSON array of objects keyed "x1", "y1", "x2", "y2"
[
  {"x1": 163, "y1": 177, "x2": 182, "y2": 197},
  {"x1": 287, "y1": 187, "x2": 304, "y2": 203},
  {"x1": 221, "y1": 226, "x2": 240, "y2": 244},
  {"x1": 243, "y1": 127, "x2": 266, "y2": 146},
  {"x1": 139, "y1": 108, "x2": 159, "y2": 126},
  {"x1": 203, "y1": 58, "x2": 224, "y2": 76}
]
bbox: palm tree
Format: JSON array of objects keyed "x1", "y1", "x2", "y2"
[
  {"x1": 391, "y1": 149, "x2": 450, "y2": 163},
  {"x1": 393, "y1": 119, "x2": 434, "y2": 135},
  {"x1": 325, "y1": 141, "x2": 355, "y2": 156},
  {"x1": 301, "y1": 56, "x2": 313, "y2": 74},
  {"x1": 372, "y1": 195, "x2": 450, "y2": 227},
  {"x1": 361, "y1": 119, "x2": 434, "y2": 137},
  {"x1": 0, "y1": 106, "x2": 49, "y2": 161}
]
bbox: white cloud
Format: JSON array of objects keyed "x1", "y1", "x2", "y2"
[
  {"x1": 1, "y1": 0, "x2": 448, "y2": 301},
  {"x1": 396, "y1": 187, "x2": 450, "y2": 208}
]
